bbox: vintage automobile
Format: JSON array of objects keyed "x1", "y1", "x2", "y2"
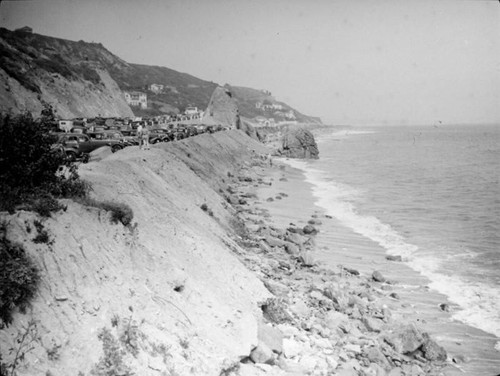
[
  {"x1": 120, "y1": 129, "x2": 140, "y2": 145},
  {"x1": 87, "y1": 130, "x2": 136, "y2": 146},
  {"x1": 148, "y1": 129, "x2": 173, "y2": 144},
  {"x1": 55, "y1": 132, "x2": 125, "y2": 161}
]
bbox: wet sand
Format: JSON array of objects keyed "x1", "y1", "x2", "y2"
[{"x1": 253, "y1": 158, "x2": 500, "y2": 376}]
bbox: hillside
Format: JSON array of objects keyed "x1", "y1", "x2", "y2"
[
  {"x1": 0, "y1": 27, "x2": 220, "y2": 118},
  {"x1": 0, "y1": 27, "x2": 134, "y2": 118},
  {"x1": 227, "y1": 85, "x2": 322, "y2": 125},
  {"x1": 0, "y1": 27, "x2": 320, "y2": 123},
  {"x1": 109, "y1": 63, "x2": 217, "y2": 116}
]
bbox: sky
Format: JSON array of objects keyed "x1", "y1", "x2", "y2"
[{"x1": 1, "y1": 0, "x2": 499, "y2": 126}]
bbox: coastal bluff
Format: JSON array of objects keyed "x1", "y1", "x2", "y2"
[
  {"x1": 1, "y1": 131, "x2": 272, "y2": 375},
  {"x1": 0, "y1": 130, "x2": 452, "y2": 376}
]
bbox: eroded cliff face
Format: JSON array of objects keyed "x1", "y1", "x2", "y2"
[
  {"x1": 204, "y1": 86, "x2": 240, "y2": 128},
  {"x1": 0, "y1": 131, "x2": 271, "y2": 376},
  {"x1": 0, "y1": 68, "x2": 134, "y2": 118},
  {"x1": 0, "y1": 28, "x2": 133, "y2": 118}
]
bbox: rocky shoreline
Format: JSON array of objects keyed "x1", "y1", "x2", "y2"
[
  {"x1": 225, "y1": 154, "x2": 455, "y2": 376},
  {"x1": 0, "y1": 130, "x2": 472, "y2": 375}
]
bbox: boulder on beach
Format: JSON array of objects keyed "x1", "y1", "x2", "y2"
[
  {"x1": 258, "y1": 322, "x2": 284, "y2": 354},
  {"x1": 264, "y1": 280, "x2": 289, "y2": 297},
  {"x1": 303, "y1": 224, "x2": 318, "y2": 235},
  {"x1": 250, "y1": 343, "x2": 274, "y2": 364},
  {"x1": 386, "y1": 323, "x2": 424, "y2": 354},
  {"x1": 342, "y1": 267, "x2": 360, "y2": 276},
  {"x1": 262, "y1": 298, "x2": 293, "y2": 324},
  {"x1": 386, "y1": 255, "x2": 403, "y2": 262},
  {"x1": 438, "y1": 303, "x2": 450, "y2": 312},
  {"x1": 285, "y1": 232, "x2": 308, "y2": 246},
  {"x1": 298, "y1": 251, "x2": 316, "y2": 267},
  {"x1": 284, "y1": 242, "x2": 300, "y2": 256},
  {"x1": 278, "y1": 127, "x2": 319, "y2": 159},
  {"x1": 421, "y1": 334, "x2": 447, "y2": 361},
  {"x1": 372, "y1": 270, "x2": 386, "y2": 283},
  {"x1": 265, "y1": 235, "x2": 287, "y2": 248}
]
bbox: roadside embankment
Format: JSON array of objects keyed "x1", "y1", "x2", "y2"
[
  {"x1": 1, "y1": 131, "x2": 272, "y2": 375},
  {"x1": 0, "y1": 130, "x2": 453, "y2": 375}
]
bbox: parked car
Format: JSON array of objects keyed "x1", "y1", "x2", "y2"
[
  {"x1": 54, "y1": 132, "x2": 124, "y2": 161},
  {"x1": 120, "y1": 129, "x2": 140, "y2": 145},
  {"x1": 149, "y1": 129, "x2": 172, "y2": 144},
  {"x1": 87, "y1": 130, "x2": 135, "y2": 147}
]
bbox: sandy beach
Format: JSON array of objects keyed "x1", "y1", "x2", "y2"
[{"x1": 247, "y1": 156, "x2": 500, "y2": 376}]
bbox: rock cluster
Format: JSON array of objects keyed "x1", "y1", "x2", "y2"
[{"x1": 223, "y1": 157, "x2": 448, "y2": 375}]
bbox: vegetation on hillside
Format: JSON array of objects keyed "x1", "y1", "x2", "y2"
[
  {"x1": 0, "y1": 107, "x2": 89, "y2": 214},
  {"x1": 0, "y1": 221, "x2": 40, "y2": 325},
  {"x1": 0, "y1": 28, "x2": 106, "y2": 94},
  {"x1": 108, "y1": 63, "x2": 217, "y2": 115},
  {"x1": 226, "y1": 85, "x2": 321, "y2": 124},
  {"x1": 0, "y1": 27, "x2": 320, "y2": 121},
  {"x1": 0, "y1": 105, "x2": 136, "y2": 329},
  {"x1": 0, "y1": 27, "x2": 217, "y2": 116}
]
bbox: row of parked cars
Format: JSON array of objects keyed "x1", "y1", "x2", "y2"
[{"x1": 52, "y1": 124, "x2": 225, "y2": 162}]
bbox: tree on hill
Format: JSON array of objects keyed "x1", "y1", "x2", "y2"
[{"x1": 0, "y1": 105, "x2": 89, "y2": 214}]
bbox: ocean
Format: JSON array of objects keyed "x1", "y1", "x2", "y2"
[{"x1": 287, "y1": 125, "x2": 500, "y2": 345}]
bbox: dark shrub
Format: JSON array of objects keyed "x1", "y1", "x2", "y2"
[
  {"x1": 91, "y1": 328, "x2": 132, "y2": 376},
  {"x1": 106, "y1": 202, "x2": 134, "y2": 227},
  {"x1": 0, "y1": 107, "x2": 89, "y2": 215},
  {"x1": 30, "y1": 195, "x2": 65, "y2": 218},
  {"x1": 0, "y1": 224, "x2": 40, "y2": 325},
  {"x1": 78, "y1": 198, "x2": 134, "y2": 227},
  {"x1": 32, "y1": 220, "x2": 52, "y2": 245},
  {"x1": 34, "y1": 56, "x2": 73, "y2": 79}
]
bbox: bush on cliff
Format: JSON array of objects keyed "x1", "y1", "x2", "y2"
[
  {"x1": 0, "y1": 222, "x2": 40, "y2": 325},
  {"x1": 77, "y1": 198, "x2": 134, "y2": 227},
  {"x1": 0, "y1": 108, "x2": 89, "y2": 215}
]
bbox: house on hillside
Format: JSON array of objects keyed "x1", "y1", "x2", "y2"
[
  {"x1": 149, "y1": 84, "x2": 164, "y2": 94},
  {"x1": 253, "y1": 116, "x2": 276, "y2": 127},
  {"x1": 265, "y1": 118, "x2": 276, "y2": 127},
  {"x1": 285, "y1": 110, "x2": 296, "y2": 120},
  {"x1": 184, "y1": 107, "x2": 198, "y2": 116},
  {"x1": 15, "y1": 26, "x2": 33, "y2": 34},
  {"x1": 124, "y1": 91, "x2": 147, "y2": 109}
]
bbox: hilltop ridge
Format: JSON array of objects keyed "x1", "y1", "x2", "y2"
[{"x1": 0, "y1": 27, "x2": 320, "y2": 124}]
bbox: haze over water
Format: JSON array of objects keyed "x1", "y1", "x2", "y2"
[{"x1": 293, "y1": 125, "x2": 500, "y2": 340}]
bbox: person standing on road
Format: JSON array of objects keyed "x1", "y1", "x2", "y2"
[
  {"x1": 142, "y1": 125, "x2": 150, "y2": 150},
  {"x1": 137, "y1": 124, "x2": 144, "y2": 149}
]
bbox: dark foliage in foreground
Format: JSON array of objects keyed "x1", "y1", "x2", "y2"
[
  {"x1": 0, "y1": 107, "x2": 90, "y2": 215},
  {"x1": 0, "y1": 222, "x2": 40, "y2": 325}
]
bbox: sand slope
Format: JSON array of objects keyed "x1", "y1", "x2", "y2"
[{"x1": 1, "y1": 131, "x2": 273, "y2": 375}]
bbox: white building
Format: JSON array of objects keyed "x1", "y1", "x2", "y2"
[
  {"x1": 124, "y1": 91, "x2": 148, "y2": 109},
  {"x1": 149, "y1": 84, "x2": 164, "y2": 94},
  {"x1": 184, "y1": 106, "x2": 198, "y2": 115}
]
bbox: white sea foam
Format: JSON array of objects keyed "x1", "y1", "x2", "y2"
[
  {"x1": 285, "y1": 158, "x2": 500, "y2": 338},
  {"x1": 315, "y1": 129, "x2": 376, "y2": 145}
]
